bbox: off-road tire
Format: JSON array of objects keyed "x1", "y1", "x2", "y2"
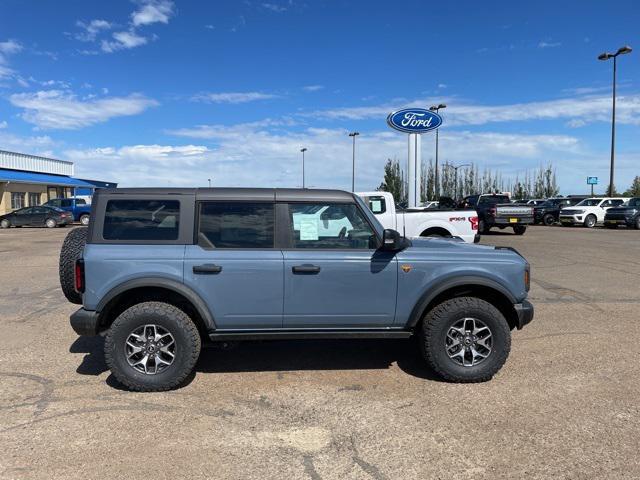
[
  {"x1": 420, "y1": 297, "x2": 511, "y2": 382},
  {"x1": 59, "y1": 227, "x2": 88, "y2": 304},
  {"x1": 105, "y1": 302, "x2": 201, "y2": 392},
  {"x1": 0, "y1": 219, "x2": 10, "y2": 228},
  {"x1": 513, "y1": 225, "x2": 527, "y2": 235},
  {"x1": 584, "y1": 214, "x2": 597, "y2": 228},
  {"x1": 542, "y1": 213, "x2": 555, "y2": 226}
]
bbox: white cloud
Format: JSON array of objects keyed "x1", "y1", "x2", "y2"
[
  {"x1": 0, "y1": 39, "x2": 23, "y2": 56},
  {"x1": 0, "y1": 120, "x2": 7, "y2": 129},
  {"x1": 74, "y1": 19, "x2": 112, "y2": 42},
  {"x1": 0, "y1": 129, "x2": 57, "y2": 156},
  {"x1": 9, "y1": 90, "x2": 159, "y2": 129},
  {"x1": 538, "y1": 41, "x2": 561, "y2": 48},
  {"x1": 303, "y1": 85, "x2": 324, "y2": 92},
  {"x1": 191, "y1": 92, "x2": 279, "y2": 104},
  {"x1": 262, "y1": 3, "x2": 287, "y2": 12},
  {"x1": 101, "y1": 30, "x2": 149, "y2": 52},
  {"x1": 131, "y1": 0, "x2": 174, "y2": 27},
  {"x1": 308, "y1": 94, "x2": 640, "y2": 126}
]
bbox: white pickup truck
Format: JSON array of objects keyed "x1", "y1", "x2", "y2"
[{"x1": 357, "y1": 191, "x2": 479, "y2": 244}]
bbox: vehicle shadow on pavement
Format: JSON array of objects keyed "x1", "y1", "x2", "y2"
[
  {"x1": 196, "y1": 338, "x2": 443, "y2": 381},
  {"x1": 70, "y1": 337, "x2": 444, "y2": 386}
]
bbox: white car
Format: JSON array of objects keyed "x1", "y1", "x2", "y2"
[
  {"x1": 357, "y1": 191, "x2": 479, "y2": 243},
  {"x1": 559, "y1": 197, "x2": 627, "y2": 228}
]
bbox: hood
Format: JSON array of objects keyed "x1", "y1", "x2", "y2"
[
  {"x1": 407, "y1": 236, "x2": 495, "y2": 252},
  {"x1": 607, "y1": 206, "x2": 638, "y2": 213}
]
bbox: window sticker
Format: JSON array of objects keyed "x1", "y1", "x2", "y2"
[
  {"x1": 299, "y1": 218, "x2": 319, "y2": 240},
  {"x1": 370, "y1": 199, "x2": 382, "y2": 213}
]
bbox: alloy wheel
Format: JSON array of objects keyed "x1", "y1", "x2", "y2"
[
  {"x1": 125, "y1": 324, "x2": 176, "y2": 375},
  {"x1": 445, "y1": 317, "x2": 493, "y2": 367}
]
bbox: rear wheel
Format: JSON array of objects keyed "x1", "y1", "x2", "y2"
[
  {"x1": 59, "y1": 227, "x2": 88, "y2": 304},
  {"x1": 79, "y1": 214, "x2": 90, "y2": 226},
  {"x1": 105, "y1": 302, "x2": 201, "y2": 392},
  {"x1": 635, "y1": 217, "x2": 640, "y2": 230},
  {"x1": 542, "y1": 213, "x2": 555, "y2": 226},
  {"x1": 45, "y1": 218, "x2": 57, "y2": 228},
  {"x1": 420, "y1": 297, "x2": 511, "y2": 382},
  {"x1": 584, "y1": 214, "x2": 597, "y2": 228},
  {"x1": 513, "y1": 225, "x2": 526, "y2": 235},
  {"x1": 0, "y1": 219, "x2": 10, "y2": 229}
]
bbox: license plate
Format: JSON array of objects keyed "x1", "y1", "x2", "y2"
[{"x1": 509, "y1": 218, "x2": 518, "y2": 223}]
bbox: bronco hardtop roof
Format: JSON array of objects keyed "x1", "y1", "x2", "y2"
[{"x1": 96, "y1": 187, "x2": 356, "y2": 203}]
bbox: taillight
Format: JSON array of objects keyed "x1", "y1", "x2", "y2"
[
  {"x1": 469, "y1": 216, "x2": 479, "y2": 230},
  {"x1": 74, "y1": 259, "x2": 85, "y2": 293}
]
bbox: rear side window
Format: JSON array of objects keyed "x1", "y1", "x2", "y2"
[
  {"x1": 365, "y1": 196, "x2": 386, "y2": 214},
  {"x1": 198, "y1": 202, "x2": 274, "y2": 249},
  {"x1": 103, "y1": 200, "x2": 180, "y2": 240}
]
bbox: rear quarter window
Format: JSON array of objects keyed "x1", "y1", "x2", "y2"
[{"x1": 103, "y1": 200, "x2": 180, "y2": 240}]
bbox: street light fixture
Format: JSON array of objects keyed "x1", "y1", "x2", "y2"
[
  {"x1": 300, "y1": 148, "x2": 307, "y2": 188},
  {"x1": 348, "y1": 132, "x2": 360, "y2": 191},
  {"x1": 429, "y1": 104, "x2": 447, "y2": 199},
  {"x1": 598, "y1": 45, "x2": 632, "y2": 196},
  {"x1": 450, "y1": 163, "x2": 471, "y2": 201}
]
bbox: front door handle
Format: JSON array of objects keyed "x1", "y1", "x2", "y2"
[
  {"x1": 292, "y1": 264, "x2": 321, "y2": 274},
  {"x1": 193, "y1": 264, "x2": 223, "y2": 274}
]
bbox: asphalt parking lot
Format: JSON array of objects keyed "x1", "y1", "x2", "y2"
[{"x1": 1, "y1": 225, "x2": 639, "y2": 480}]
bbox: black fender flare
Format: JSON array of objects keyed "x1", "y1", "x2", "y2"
[
  {"x1": 406, "y1": 275, "x2": 517, "y2": 329},
  {"x1": 96, "y1": 277, "x2": 216, "y2": 330}
]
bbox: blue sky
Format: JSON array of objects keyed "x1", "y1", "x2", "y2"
[{"x1": 0, "y1": 0, "x2": 639, "y2": 193}]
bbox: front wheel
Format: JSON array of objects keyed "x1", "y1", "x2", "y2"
[
  {"x1": 420, "y1": 297, "x2": 511, "y2": 382},
  {"x1": 542, "y1": 213, "x2": 555, "y2": 226},
  {"x1": 0, "y1": 219, "x2": 10, "y2": 229},
  {"x1": 105, "y1": 302, "x2": 201, "y2": 392},
  {"x1": 79, "y1": 214, "x2": 90, "y2": 226},
  {"x1": 513, "y1": 225, "x2": 527, "y2": 235},
  {"x1": 584, "y1": 214, "x2": 597, "y2": 228}
]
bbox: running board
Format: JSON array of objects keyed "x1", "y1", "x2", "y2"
[{"x1": 208, "y1": 329, "x2": 413, "y2": 341}]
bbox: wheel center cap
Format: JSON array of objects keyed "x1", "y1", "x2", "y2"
[
  {"x1": 463, "y1": 336, "x2": 473, "y2": 346},
  {"x1": 147, "y1": 343, "x2": 157, "y2": 353}
]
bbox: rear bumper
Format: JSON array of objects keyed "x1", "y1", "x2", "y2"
[
  {"x1": 513, "y1": 300, "x2": 534, "y2": 330},
  {"x1": 493, "y1": 216, "x2": 534, "y2": 226},
  {"x1": 70, "y1": 308, "x2": 100, "y2": 336}
]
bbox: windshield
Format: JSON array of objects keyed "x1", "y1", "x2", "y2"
[
  {"x1": 626, "y1": 198, "x2": 640, "y2": 207},
  {"x1": 576, "y1": 199, "x2": 602, "y2": 207}
]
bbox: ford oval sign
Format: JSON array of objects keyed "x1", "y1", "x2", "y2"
[{"x1": 387, "y1": 108, "x2": 442, "y2": 134}]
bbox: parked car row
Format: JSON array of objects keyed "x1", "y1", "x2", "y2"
[
  {"x1": 533, "y1": 196, "x2": 640, "y2": 229},
  {"x1": 0, "y1": 197, "x2": 92, "y2": 229}
]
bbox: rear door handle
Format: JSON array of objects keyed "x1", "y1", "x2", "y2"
[
  {"x1": 193, "y1": 264, "x2": 223, "y2": 274},
  {"x1": 292, "y1": 264, "x2": 321, "y2": 274}
]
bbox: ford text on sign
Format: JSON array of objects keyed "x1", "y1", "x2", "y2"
[{"x1": 387, "y1": 108, "x2": 443, "y2": 134}]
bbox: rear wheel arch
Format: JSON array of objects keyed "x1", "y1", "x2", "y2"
[
  {"x1": 407, "y1": 279, "x2": 520, "y2": 331},
  {"x1": 420, "y1": 227, "x2": 452, "y2": 237},
  {"x1": 97, "y1": 279, "x2": 215, "y2": 334}
]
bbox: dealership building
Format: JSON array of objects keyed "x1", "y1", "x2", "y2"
[{"x1": 0, "y1": 150, "x2": 116, "y2": 215}]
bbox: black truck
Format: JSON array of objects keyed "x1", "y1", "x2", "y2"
[{"x1": 461, "y1": 194, "x2": 534, "y2": 235}]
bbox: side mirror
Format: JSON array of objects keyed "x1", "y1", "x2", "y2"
[{"x1": 381, "y1": 229, "x2": 403, "y2": 251}]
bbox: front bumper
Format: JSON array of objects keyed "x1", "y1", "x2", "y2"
[
  {"x1": 604, "y1": 216, "x2": 634, "y2": 227},
  {"x1": 559, "y1": 214, "x2": 583, "y2": 224},
  {"x1": 513, "y1": 300, "x2": 534, "y2": 330},
  {"x1": 70, "y1": 308, "x2": 100, "y2": 336}
]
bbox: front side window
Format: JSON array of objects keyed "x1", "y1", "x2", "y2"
[
  {"x1": 288, "y1": 203, "x2": 377, "y2": 249},
  {"x1": 11, "y1": 193, "x2": 25, "y2": 210},
  {"x1": 103, "y1": 200, "x2": 180, "y2": 241},
  {"x1": 198, "y1": 202, "x2": 274, "y2": 249}
]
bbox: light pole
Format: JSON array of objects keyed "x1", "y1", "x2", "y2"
[
  {"x1": 300, "y1": 148, "x2": 307, "y2": 188},
  {"x1": 207, "y1": 178, "x2": 211, "y2": 188},
  {"x1": 348, "y1": 132, "x2": 359, "y2": 191},
  {"x1": 429, "y1": 104, "x2": 446, "y2": 199},
  {"x1": 598, "y1": 45, "x2": 632, "y2": 196},
  {"x1": 451, "y1": 163, "x2": 471, "y2": 201}
]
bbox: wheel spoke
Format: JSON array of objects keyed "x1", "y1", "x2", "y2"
[
  {"x1": 125, "y1": 324, "x2": 176, "y2": 375},
  {"x1": 445, "y1": 317, "x2": 493, "y2": 367}
]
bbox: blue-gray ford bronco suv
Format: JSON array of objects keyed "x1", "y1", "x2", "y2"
[{"x1": 59, "y1": 188, "x2": 533, "y2": 391}]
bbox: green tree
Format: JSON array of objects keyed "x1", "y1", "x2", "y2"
[
  {"x1": 623, "y1": 176, "x2": 640, "y2": 197},
  {"x1": 377, "y1": 158, "x2": 407, "y2": 204}
]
